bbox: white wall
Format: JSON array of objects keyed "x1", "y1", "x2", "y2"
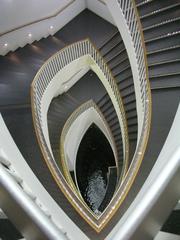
[
  {"x1": 0, "y1": 0, "x2": 86, "y2": 55},
  {"x1": 86, "y1": 0, "x2": 115, "y2": 25},
  {"x1": 0, "y1": 0, "x2": 70, "y2": 34}
]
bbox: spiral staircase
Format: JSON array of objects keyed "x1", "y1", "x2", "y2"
[{"x1": 0, "y1": 1, "x2": 180, "y2": 240}]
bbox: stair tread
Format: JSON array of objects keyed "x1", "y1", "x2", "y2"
[
  {"x1": 100, "y1": 34, "x2": 123, "y2": 56},
  {"x1": 140, "y1": 3, "x2": 180, "y2": 29},
  {"x1": 148, "y1": 44, "x2": 180, "y2": 55},
  {"x1": 140, "y1": 2, "x2": 180, "y2": 20},
  {"x1": 143, "y1": 16, "x2": 180, "y2": 31},
  {"x1": 144, "y1": 18, "x2": 180, "y2": 41},
  {"x1": 137, "y1": 0, "x2": 180, "y2": 16}
]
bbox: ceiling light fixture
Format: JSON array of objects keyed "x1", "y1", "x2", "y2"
[
  {"x1": 50, "y1": 25, "x2": 54, "y2": 30},
  {"x1": 28, "y1": 33, "x2": 32, "y2": 37},
  {"x1": 4, "y1": 43, "x2": 8, "y2": 47}
]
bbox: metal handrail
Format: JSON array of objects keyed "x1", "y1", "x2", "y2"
[{"x1": 0, "y1": 157, "x2": 68, "y2": 240}]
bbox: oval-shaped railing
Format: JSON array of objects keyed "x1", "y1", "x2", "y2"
[
  {"x1": 60, "y1": 99, "x2": 119, "y2": 196},
  {"x1": 31, "y1": 39, "x2": 129, "y2": 231},
  {"x1": 31, "y1": 39, "x2": 128, "y2": 172},
  {"x1": 31, "y1": 0, "x2": 152, "y2": 231}
]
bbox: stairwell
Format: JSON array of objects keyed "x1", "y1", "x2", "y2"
[{"x1": 0, "y1": 2, "x2": 179, "y2": 239}]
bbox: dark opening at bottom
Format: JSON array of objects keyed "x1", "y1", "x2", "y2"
[{"x1": 76, "y1": 123, "x2": 117, "y2": 213}]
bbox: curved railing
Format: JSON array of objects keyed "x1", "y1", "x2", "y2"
[
  {"x1": 1, "y1": 0, "x2": 179, "y2": 238},
  {"x1": 106, "y1": 0, "x2": 152, "y2": 200},
  {"x1": 31, "y1": 39, "x2": 129, "y2": 230},
  {"x1": 121, "y1": 0, "x2": 151, "y2": 112},
  {"x1": 31, "y1": 39, "x2": 128, "y2": 170},
  {"x1": 108, "y1": 0, "x2": 151, "y2": 135},
  {"x1": 60, "y1": 99, "x2": 119, "y2": 195}
]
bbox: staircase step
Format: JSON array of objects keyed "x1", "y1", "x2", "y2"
[
  {"x1": 148, "y1": 59, "x2": 180, "y2": 77},
  {"x1": 147, "y1": 45, "x2": 180, "y2": 64},
  {"x1": 106, "y1": 111, "x2": 119, "y2": 123},
  {"x1": 137, "y1": 0, "x2": 180, "y2": 16},
  {"x1": 97, "y1": 94, "x2": 110, "y2": 107},
  {"x1": 126, "y1": 109, "x2": 137, "y2": 119},
  {"x1": 115, "y1": 68, "x2": 132, "y2": 84},
  {"x1": 140, "y1": 2, "x2": 180, "y2": 18},
  {"x1": 17, "y1": 46, "x2": 46, "y2": 66},
  {"x1": 32, "y1": 38, "x2": 62, "y2": 57},
  {"x1": 117, "y1": 76, "x2": 134, "y2": 90},
  {"x1": 108, "y1": 117, "x2": 120, "y2": 127},
  {"x1": 140, "y1": 3, "x2": 180, "y2": 28},
  {"x1": 128, "y1": 124, "x2": 138, "y2": 132},
  {"x1": 122, "y1": 98, "x2": 136, "y2": 108},
  {"x1": 98, "y1": 31, "x2": 119, "y2": 50},
  {"x1": 113, "y1": 132, "x2": 122, "y2": 141},
  {"x1": 120, "y1": 84, "x2": 135, "y2": 98},
  {"x1": 41, "y1": 36, "x2": 66, "y2": 51},
  {"x1": 117, "y1": 150, "x2": 123, "y2": 157},
  {"x1": 125, "y1": 101, "x2": 136, "y2": 112},
  {"x1": 136, "y1": 0, "x2": 154, "y2": 8},
  {"x1": 99, "y1": 100, "x2": 114, "y2": 113},
  {"x1": 102, "y1": 41, "x2": 124, "y2": 59},
  {"x1": 116, "y1": 143, "x2": 123, "y2": 150},
  {"x1": 111, "y1": 123, "x2": 121, "y2": 133},
  {"x1": 102, "y1": 107, "x2": 116, "y2": 118},
  {"x1": 127, "y1": 117, "x2": 138, "y2": 126},
  {"x1": 114, "y1": 64, "x2": 131, "y2": 78},
  {"x1": 105, "y1": 47, "x2": 126, "y2": 63},
  {"x1": 108, "y1": 50, "x2": 128, "y2": 70},
  {"x1": 100, "y1": 33, "x2": 122, "y2": 56},
  {"x1": 111, "y1": 59, "x2": 130, "y2": 76},
  {"x1": 150, "y1": 73, "x2": 180, "y2": 89},
  {"x1": 112, "y1": 128, "x2": 121, "y2": 138},
  {"x1": 122, "y1": 91, "x2": 136, "y2": 103},
  {"x1": 114, "y1": 134, "x2": 122, "y2": 142},
  {"x1": 145, "y1": 31, "x2": 180, "y2": 51},
  {"x1": 144, "y1": 17, "x2": 180, "y2": 41}
]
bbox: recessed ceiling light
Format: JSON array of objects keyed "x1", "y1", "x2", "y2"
[
  {"x1": 50, "y1": 25, "x2": 54, "y2": 29},
  {"x1": 28, "y1": 33, "x2": 32, "y2": 37},
  {"x1": 64, "y1": 85, "x2": 68, "y2": 90},
  {"x1": 4, "y1": 43, "x2": 8, "y2": 47}
]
